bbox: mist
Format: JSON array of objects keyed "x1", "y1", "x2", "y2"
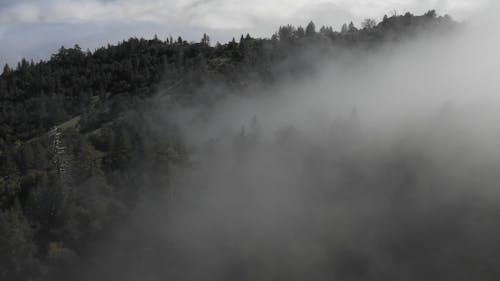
[{"x1": 64, "y1": 7, "x2": 500, "y2": 281}]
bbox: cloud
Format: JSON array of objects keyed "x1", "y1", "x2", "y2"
[
  {"x1": 0, "y1": 0, "x2": 488, "y2": 28},
  {"x1": 0, "y1": 0, "x2": 490, "y2": 66}
]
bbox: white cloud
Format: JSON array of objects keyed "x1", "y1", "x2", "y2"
[{"x1": 0, "y1": 0, "x2": 488, "y2": 28}]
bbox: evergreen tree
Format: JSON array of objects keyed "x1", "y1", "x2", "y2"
[
  {"x1": 348, "y1": 22, "x2": 358, "y2": 33},
  {"x1": 201, "y1": 33, "x2": 210, "y2": 46},
  {"x1": 306, "y1": 21, "x2": 316, "y2": 36},
  {"x1": 2, "y1": 64, "x2": 11, "y2": 75},
  {"x1": 341, "y1": 23, "x2": 348, "y2": 34}
]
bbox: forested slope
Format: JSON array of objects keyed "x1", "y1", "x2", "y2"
[{"x1": 0, "y1": 11, "x2": 455, "y2": 281}]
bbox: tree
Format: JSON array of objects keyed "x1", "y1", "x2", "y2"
[
  {"x1": 319, "y1": 26, "x2": 334, "y2": 36},
  {"x1": 362, "y1": 18, "x2": 377, "y2": 29},
  {"x1": 295, "y1": 26, "x2": 305, "y2": 38},
  {"x1": 341, "y1": 23, "x2": 348, "y2": 34},
  {"x1": 21, "y1": 144, "x2": 35, "y2": 172},
  {"x1": 425, "y1": 10, "x2": 437, "y2": 18},
  {"x1": 348, "y1": 22, "x2": 358, "y2": 33},
  {"x1": 278, "y1": 25, "x2": 295, "y2": 42},
  {"x1": 0, "y1": 201, "x2": 38, "y2": 279},
  {"x1": 305, "y1": 21, "x2": 316, "y2": 36},
  {"x1": 107, "y1": 125, "x2": 133, "y2": 171},
  {"x1": 2, "y1": 64, "x2": 11, "y2": 75},
  {"x1": 201, "y1": 33, "x2": 210, "y2": 46}
]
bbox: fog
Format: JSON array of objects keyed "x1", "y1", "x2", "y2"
[{"x1": 71, "y1": 6, "x2": 500, "y2": 281}]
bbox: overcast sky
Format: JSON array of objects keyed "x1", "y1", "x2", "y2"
[{"x1": 0, "y1": 0, "x2": 489, "y2": 66}]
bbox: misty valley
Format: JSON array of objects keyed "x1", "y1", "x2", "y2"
[{"x1": 1, "y1": 9, "x2": 500, "y2": 281}]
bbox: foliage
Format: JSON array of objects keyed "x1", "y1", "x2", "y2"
[{"x1": 0, "y1": 11, "x2": 455, "y2": 281}]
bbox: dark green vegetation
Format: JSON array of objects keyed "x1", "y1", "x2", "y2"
[{"x1": 0, "y1": 11, "x2": 454, "y2": 281}]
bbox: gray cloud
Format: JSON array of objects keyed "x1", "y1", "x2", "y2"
[
  {"x1": 0, "y1": 0, "x2": 490, "y2": 66},
  {"x1": 0, "y1": 0, "x2": 488, "y2": 27}
]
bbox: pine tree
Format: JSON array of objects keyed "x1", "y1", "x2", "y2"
[
  {"x1": 306, "y1": 21, "x2": 316, "y2": 36},
  {"x1": 341, "y1": 23, "x2": 348, "y2": 34},
  {"x1": 348, "y1": 22, "x2": 358, "y2": 33},
  {"x1": 2, "y1": 64, "x2": 11, "y2": 75},
  {"x1": 201, "y1": 33, "x2": 210, "y2": 46}
]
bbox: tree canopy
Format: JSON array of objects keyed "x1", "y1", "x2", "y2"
[{"x1": 0, "y1": 11, "x2": 456, "y2": 281}]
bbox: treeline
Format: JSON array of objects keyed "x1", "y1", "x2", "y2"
[{"x1": 0, "y1": 11, "x2": 454, "y2": 281}]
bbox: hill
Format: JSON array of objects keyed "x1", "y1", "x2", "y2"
[{"x1": 0, "y1": 11, "x2": 456, "y2": 281}]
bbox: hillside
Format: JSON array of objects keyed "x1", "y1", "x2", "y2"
[{"x1": 0, "y1": 11, "x2": 456, "y2": 281}]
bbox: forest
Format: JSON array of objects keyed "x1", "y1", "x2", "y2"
[{"x1": 0, "y1": 11, "x2": 465, "y2": 281}]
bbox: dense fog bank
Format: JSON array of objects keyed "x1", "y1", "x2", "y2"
[{"x1": 69, "y1": 13, "x2": 500, "y2": 281}]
